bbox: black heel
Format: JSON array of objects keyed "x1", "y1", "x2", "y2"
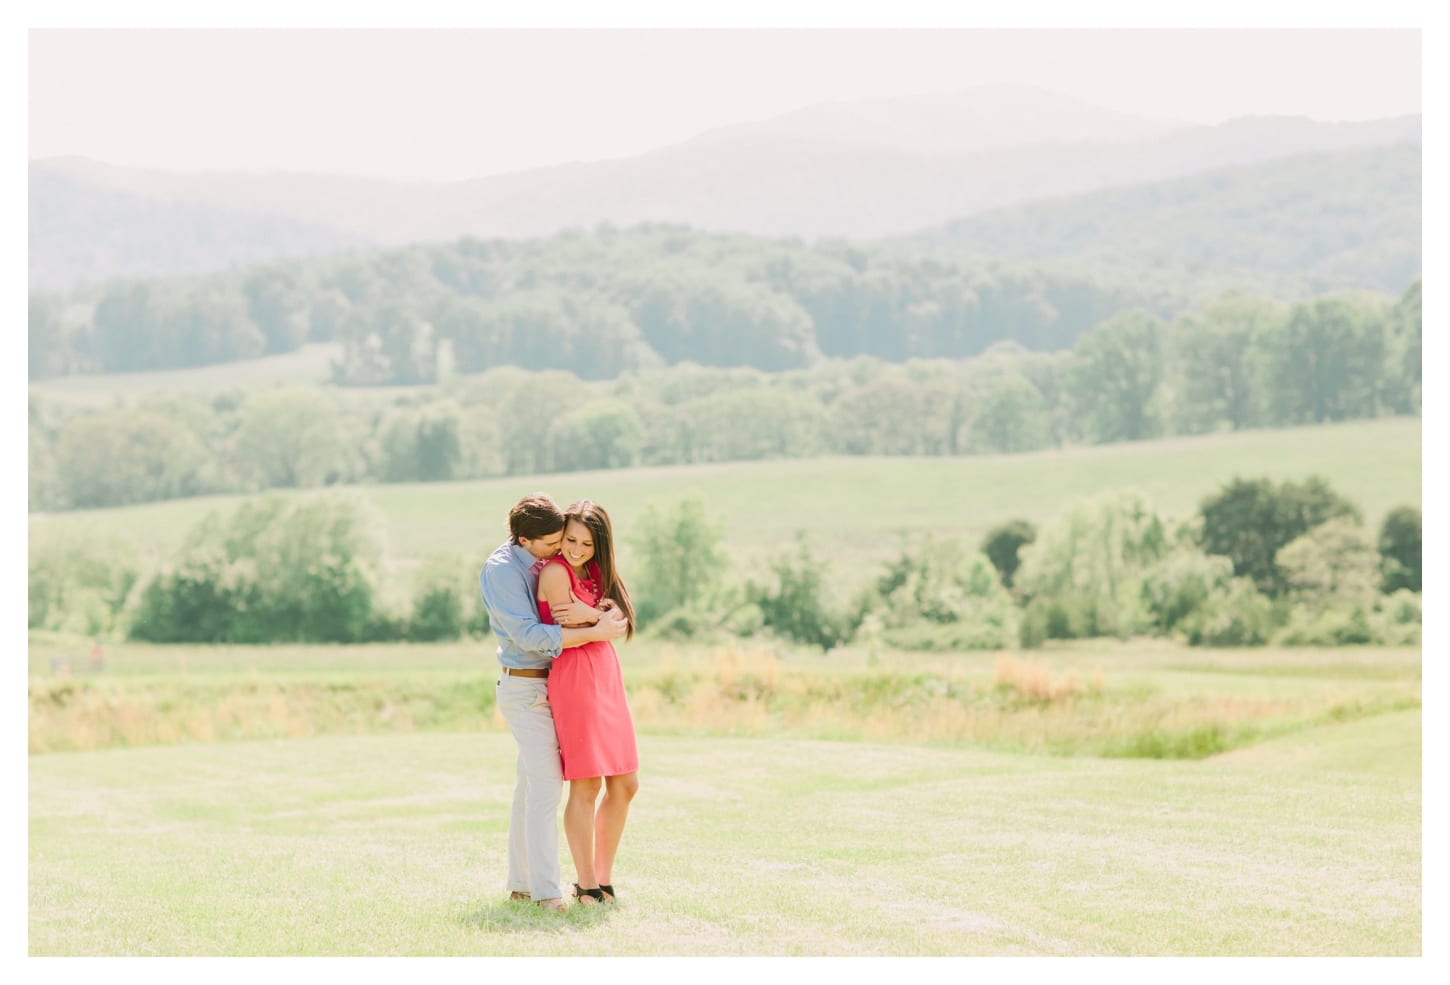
[
  {"x1": 573, "y1": 883, "x2": 605, "y2": 905},
  {"x1": 599, "y1": 883, "x2": 615, "y2": 902}
]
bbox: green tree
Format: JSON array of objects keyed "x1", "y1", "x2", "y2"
[
  {"x1": 1263, "y1": 295, "x2": 1390, "y2": 425},
  {"x1": 747, "y1": 535, "x2": 847, "y2": 649},
  {"x1": 1377, "y1": 505, "x2": 1421, "y2": 593},
  {"x1": 1171, "y1": 293, "x2": 1282, "y2": 433},
  {"x1": 1276, "y1": 516, "x2": 1380, "y2": 601},
  {"x1": 980, "y1": 519, "x2": 1037, "y2": 589},
  {"x1": 1067, "y1": 310, "x2": 1166, "y2": 443},
  {"x1": 29, "y1": 525, "x2": 143, "y2": 635},
  {"x1": 855, "y1": 539, "x2": 1018, "y2": 650},
  {"x1": 545, "y1": 399, "x2": 645, "y2": 472},
  {"x1": 962, "y1": 373, "x2": 1052, "y2": 453},
  {"x1": 243, "y1": 267, "x2": 312, "y2": 353},
  {"x1": 1014, "y1": 490, "x2": 1170, "y2": 636},
  {"x1": 407, "y1": 554, "x2": 472, "y2": 642},
  {"x1": 376, "y1": 402, "x2": 462, "y2": 482},
  {"x1": 1381, "y1": 280, "x2": 1421, "y2": 414},
  {"x1": 629, "y1": 497, "x2": 729, "y2": 624},
  {"x1": 53, "y1": 409, "x2": 210, "y2": 508},
  {"x1": 233, "y1": 388, "x2": 355, "y2": 489},
  {"x1": 129, "y1": 492, "x2": 387, "y2": 643},
  {"x1": 1197, "y1": 476, "x2": 1361, "y2": 596}
]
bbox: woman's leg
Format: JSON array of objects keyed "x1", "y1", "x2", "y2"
[
  {"x1": 593, "y1": 772, "x2": 640, "y2": 888},
  {"x1": 564, "y1": 776, "x2": 603, "y2": 893}
]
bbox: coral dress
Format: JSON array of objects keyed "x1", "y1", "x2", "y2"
[{"x1": 538, "y1": 556, "x2": 639, "y2": 781}]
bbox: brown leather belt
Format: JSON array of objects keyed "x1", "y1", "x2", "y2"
[{"x1": 501, "y1": 667, "x2": 549, "y2": 678}]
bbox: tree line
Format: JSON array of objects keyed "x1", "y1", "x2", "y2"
[
  {"x1": 29, "y1": 281, "x2": 1421, "y2": 514},
  {"x1": 27, "y1": 222, "x2": 1376, "y2": 384},
  {"x1": 28, "y1": 477, "x2": 1420, "y2": 652}
]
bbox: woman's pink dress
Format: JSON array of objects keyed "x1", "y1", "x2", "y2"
[{"x1": 538, "y1": 556, "x2": 639, "y2": 781}]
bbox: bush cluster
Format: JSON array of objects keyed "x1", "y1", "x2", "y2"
[{"x1": 27, "y1": 481, "x2": 1420, "y2": 650}]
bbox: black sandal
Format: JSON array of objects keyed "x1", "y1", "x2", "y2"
[
  {"x1": 573, "y1": 883, "x2": 605, "y2": 905},
  {"x1": 599, "y1": 883, "x2": 615, "y2": 903}
]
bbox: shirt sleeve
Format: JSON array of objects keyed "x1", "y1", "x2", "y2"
[{"x1": 480, "y1": 559, "x2": 564, "y2": 658}]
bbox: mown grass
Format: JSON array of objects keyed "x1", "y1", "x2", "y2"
[
  {"x1": 28, "y1": 416, "x2": 1421, "y2": 587},
  {"x1": 28, "y1": 636, "x2": 1422, "y2": 762},
  {"x1": 28, "y1": 709, "x2": 1422, "y2": 956}
]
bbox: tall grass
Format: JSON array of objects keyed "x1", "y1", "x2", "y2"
[{"x1": 30, "y1": 643, "x2": 1421, "y2": 759}]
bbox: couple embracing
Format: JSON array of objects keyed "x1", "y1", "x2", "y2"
[{"x1": 479, "y1": 493, "x2": 640, "y2": 913}]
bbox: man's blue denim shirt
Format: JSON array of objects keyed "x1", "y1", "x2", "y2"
[{"x1": 480, "y1": 541, "x2": 564, "y2": 670}]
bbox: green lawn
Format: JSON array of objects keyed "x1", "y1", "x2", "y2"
[
  {"x1": 29, "y1": 416, "x2": 1422, "y2": 588},
  {"x1": 28, "y1": 708, "x2": 1420, "y2": 956}
]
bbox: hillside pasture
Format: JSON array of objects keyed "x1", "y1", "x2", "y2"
[{"x1": 27, "y1": 417, "x2": 1422, "y2": 590}]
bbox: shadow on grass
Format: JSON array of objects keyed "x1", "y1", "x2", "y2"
[{"x1": 458, "y1": 897, "x2": 617, "y2": 934}]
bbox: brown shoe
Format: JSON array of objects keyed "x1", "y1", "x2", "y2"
[
  {"x1": 536, "y1": 898, "x2": 567, "y2": 913},
  {"x1": 509, "y1": 891, "x2": 531, "y2": 902}
]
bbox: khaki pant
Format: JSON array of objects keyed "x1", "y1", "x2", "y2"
[{"x1": 496, "y1": 673, "x2": 564, "y2": 901}]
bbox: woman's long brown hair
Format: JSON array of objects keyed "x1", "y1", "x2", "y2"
[{"x1": 565, "y1": 499, "x2": 636, "y2": 641}]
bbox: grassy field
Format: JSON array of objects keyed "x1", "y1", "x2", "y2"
[
  {"x1": 28, "y1": 342, "x2": 346, "y2": 402},
  {"x1": 28, "y1": 416, "x2": 1422, "y2": 587},
  {"x1": 27, "y1": 634, "x2": 1422, "y2": 955},
  {"x1": 28, "y1": 706, "x2": 1421, "y2": 956}
]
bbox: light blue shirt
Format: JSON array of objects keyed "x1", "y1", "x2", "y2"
[{"x1": 480, "y1": 541, "x2": 564, "y2": 670}]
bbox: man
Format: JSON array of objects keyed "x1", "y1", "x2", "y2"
[{"x1": 480, "y1": 493, "x2": 628, "y2": 913}]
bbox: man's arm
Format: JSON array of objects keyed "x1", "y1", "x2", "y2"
[
  {"x1": 561, "y1": 608, "x2": 627, "y2": 646},
  {"x1": 480, "y1": 560, "x2": 564, "y2": 658}
]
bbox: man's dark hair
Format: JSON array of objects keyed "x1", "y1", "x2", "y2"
[{"x1": 508, "y1": 493, "x2": 565, "y2": 544}]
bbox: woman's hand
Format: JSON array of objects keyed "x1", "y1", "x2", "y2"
[{"x1": 551, "y1": 594, "x2": 603, "y2": 627}]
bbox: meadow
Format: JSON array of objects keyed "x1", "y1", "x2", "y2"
[
  {"x1": 28, "y1": 635, "x2": 1422, "y2": 956},
  {"x1": 27, "y1": 415, "x2": 1423, "y2": 956},
  {"x1": 30, "y1": 415, "x2": 1421, "y2": 589}
]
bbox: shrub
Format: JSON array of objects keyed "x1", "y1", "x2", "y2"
[
  {"x1": 855, "y1": 538, "x2": 1019, "y2": 651},
  {"x1": 1276, "y1": 516, "x2": 1380, "y2": 600},
  {"x1": 1019, "y1": 592, "x2": 1123, "y2": 647},
  {"x1": 1138, "y1": 550, "x2": 1235, "y2": 635},
  {"x1": 1274, "y1": 602, "x2": 1376, "y2": 646},
  {"x1": 1369, "y1": 590, "x2": 1421, "y2": 645},
  {"x1": 29, "y1": 526, "x2": 143, "y2": 636},
  {"x1": 407, "y1": 556, "x2": 469, "y2": 642},
  {"x1": 630, "y1": 497, "x2": 729, "y2": 625},
  {"x1": 128, "y1": 491, "x2": 387, "y2": 644},
  {"x1": 1180, "y1": 578, "x2": 1275, "y2": 647},
  {"x1": 746, "y1": 535, "x2": 848, "y2": 649}
]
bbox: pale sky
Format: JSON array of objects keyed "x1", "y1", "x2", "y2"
[{"x1": 27, "y1": 25, "x2": 1423, "y2": 182}]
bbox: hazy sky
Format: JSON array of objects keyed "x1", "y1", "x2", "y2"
[{"x1": 27, "y1": 26, "x2": 1422, "y2": 182}]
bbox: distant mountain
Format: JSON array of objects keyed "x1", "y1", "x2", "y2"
[
  {"x1": 28, "y1": 169, "x2": 370, "y2": 292},
  {"x1": 683, "y1": 84, "x2": 1193, "y2": 154},
  {"x1": 29, "y1": 85, "x2": 1421, "y2": 289},
  {"x1": 890, "y1": 143, "x2": 1422, "y2": 295}
]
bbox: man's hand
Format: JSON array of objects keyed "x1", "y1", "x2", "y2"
[{"x1": 594, "y1": 605, "x2": 628, "y2": 641}]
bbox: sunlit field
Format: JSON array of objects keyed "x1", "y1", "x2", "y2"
[
  {"x1": 29, "y1": 702, "x2": 1420, "y2": 956},
  {"x1": 29, "y1": 631, "x2": 1421, "y2": 955}
]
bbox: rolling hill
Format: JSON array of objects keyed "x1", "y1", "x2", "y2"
[
  {"x1": 891, "y1": 142, "x2": 1422, "y2": 294},
  {"x1": 28, "y1": 168, "x2": 370, "y2": 292},
  {"x1": 28, "y1": 85, "x2": 1420, "y2": 290}
]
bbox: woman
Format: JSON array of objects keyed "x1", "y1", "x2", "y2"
[{"x1": 536, "y1": 499, "x2": 640, "y2": 906}]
